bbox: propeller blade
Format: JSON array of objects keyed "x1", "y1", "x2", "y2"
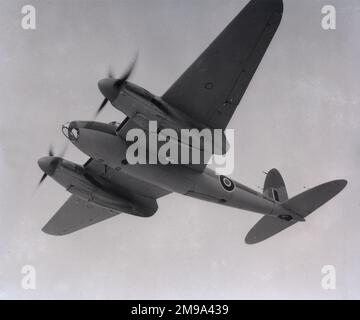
[
  {"x1": 48, "y1": 145, "x2": 54, "y2": 157},
  {"x1": 58, "y1": 143, "x2": 69, "y2": 158},
  {"x1": 114, "y1": 53, "x2": 138, "y2": 89},
  {"x1": 38, "y1": 173, "x2": 48, "y2": 186},
  {"x1": 96, "y1": 97, "x2": 109, "y2": 116},
  {"x1": 108, "y1": 67, "x2": 115, "y2": 79}
]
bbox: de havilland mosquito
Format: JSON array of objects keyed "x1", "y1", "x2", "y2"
[{"x1": 37, "y1": 0, "x2": 347, "y2": 244}]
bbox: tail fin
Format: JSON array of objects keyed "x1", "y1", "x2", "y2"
[
  {"x1": 246, "y1": 179, "x2": 347, "y2": 244},
  {"x1": 263, "y1": 168, "x2": 288, "y2": 202}
]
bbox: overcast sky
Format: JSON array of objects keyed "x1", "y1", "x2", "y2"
[{"x1": 0, "y1": 0, "x2": 359, "y2": 299}]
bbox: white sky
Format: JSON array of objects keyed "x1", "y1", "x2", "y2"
[{"x1": 0, "y1": 0, "x2": 359, "y2": 299}]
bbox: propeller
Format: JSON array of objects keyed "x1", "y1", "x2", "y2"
[
  {"x1": 48, "y1": 145, "x2": 54, "y2": 157},
  {"x1": 97, "y1": 97, "x2": 109, "y2": 116},
  {"x1": 107, "y1": 67, "x2": 115, "y2": 79},
  {"x1": 96, "y1": 67, "x2": 116, "y2": 115},
  {"x1": 113, "y1": 53, "x2": 138, "y2": 89},
  {"x1": 95, "y1": 53, "x2": 138, "y2": 117},
  {"x1": 37, "y1": 143, "x2": 68, "y2": 187},
  {"x1": 38, "y1": 172, "x2": 48, "y2": 186}
]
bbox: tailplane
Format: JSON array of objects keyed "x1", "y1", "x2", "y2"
[
  {"x1": 282, "y1": 179, "x2": 347, "y2": 219},
  {"x1": 246, "y1": 171, "x2": 347, "y2": 244}
]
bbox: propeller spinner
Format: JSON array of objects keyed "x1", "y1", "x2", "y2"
[
  {"x1": 37, "y1": 144, "x2": 68, "y2": 187},
  {"x1": 96, "y1": 54, "x2": 138, "y2": 116}
]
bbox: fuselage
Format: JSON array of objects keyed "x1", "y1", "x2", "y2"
[{"x1": 62, "y1": 121, "x2": 298, "y2": 220}]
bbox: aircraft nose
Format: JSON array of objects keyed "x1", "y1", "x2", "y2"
[
  {"x1": 98, "y1": 78, "x2": 120, "y2": 102},
  {"x1": 62, "y1": 122, "x2": 80, "y2": 142},
  {"x1": 38, "y1": 156, "x2": 61, "y2": 176}
]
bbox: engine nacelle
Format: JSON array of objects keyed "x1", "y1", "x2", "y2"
[
  {"x1": 106, "y1": 82, "x2": 229, "y2": 155},
  {"x1": 37, "y1": 156, "x2": 157, "y2": 217}
]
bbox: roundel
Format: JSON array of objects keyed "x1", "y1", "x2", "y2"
[{"x1": 219, "y1": 175, "x2": 235, "y2": 192}]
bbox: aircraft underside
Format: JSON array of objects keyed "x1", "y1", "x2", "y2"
[{"x1": 37, "y1": 0, "x2": 347, "y2": 244}]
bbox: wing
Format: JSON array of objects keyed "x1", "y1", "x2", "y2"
[
  {"x1": 84, "y1": 157, "x2": 170, "y2": 199},
  {"x1": 43, "y1": 157, "x2": 170, "y2": 235},
  {"x1": 42, "y1": 195, "x2": 119, "y2": 235},
  {"x1": 162, "y1": 0, "x2": 283, "y2": 129}
]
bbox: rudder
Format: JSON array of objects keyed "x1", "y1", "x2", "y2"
[{"x1": 263, "y1": 168, "x2": 288, "y2": 202}]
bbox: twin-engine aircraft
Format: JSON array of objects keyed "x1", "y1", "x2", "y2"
[{"x1": 38, "y1": 0, "x2": 346, "y2": 244}]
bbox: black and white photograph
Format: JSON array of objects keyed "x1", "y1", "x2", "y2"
[{"x1": 0, "y1": 0, "x2": 359, "y2": 304}]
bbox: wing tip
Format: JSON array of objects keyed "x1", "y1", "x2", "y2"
[
  {"x1": 42, "y1": 224, "x2": 72, "y2": 236},
  {"x1": 244, "y1": 231, "x2": 273, "y2": 245},
  {"x1": 249, "y1": 0, "x2": 283, "y2": 14},
  {"x1": 244, "y1": 235, "x2": 260, "y2": 245},
  {"x1": 333, "y1": 179, "x2": 348, "y2": 191}
]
